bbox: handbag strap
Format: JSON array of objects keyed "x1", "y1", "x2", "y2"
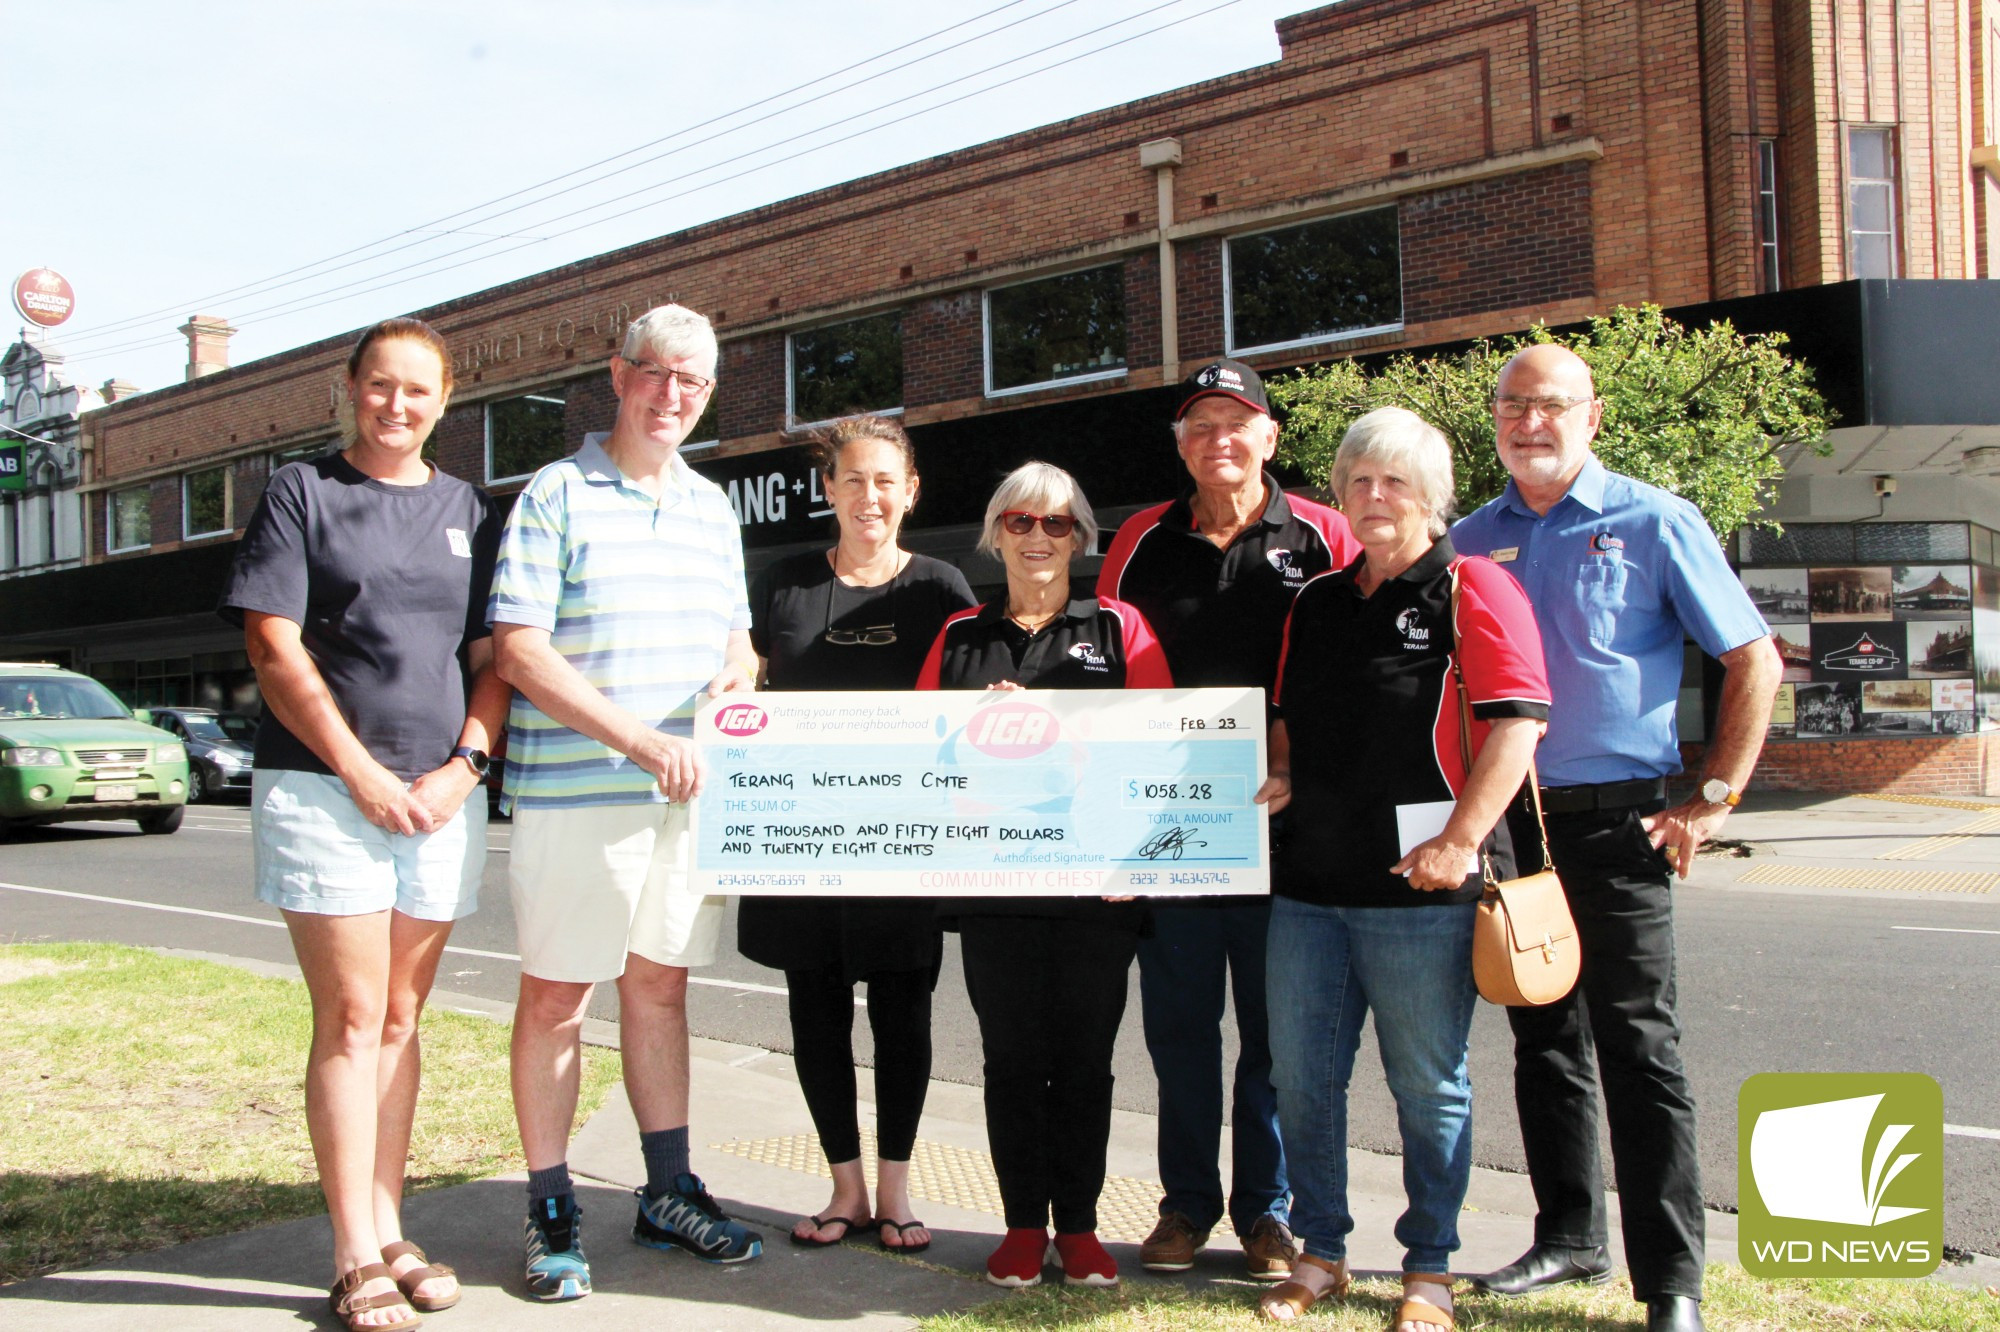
[{"x1": 1448, "y1": 559, "x2": 1554, "y2": 886}]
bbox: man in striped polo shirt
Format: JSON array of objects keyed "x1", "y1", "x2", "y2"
[{"x1": 490, "y1": 304, "x2": 764, "y2": 1301}]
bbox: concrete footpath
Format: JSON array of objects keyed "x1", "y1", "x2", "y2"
[{"x1": 7, "y1": 788, "x2": 2000, "y2": 1327}]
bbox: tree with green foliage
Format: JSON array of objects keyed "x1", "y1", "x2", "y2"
[{"x1": 1267, "y1": 304, "x2": 1832, "y2": 538}]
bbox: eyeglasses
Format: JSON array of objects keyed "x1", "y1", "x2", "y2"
[
  {"x1": 1000, "y1": 511, "x2": 1078, "y2": 538},
  {"x1": 629, "y1": 361, "x2": 715, "y2": 395},
  {"x1": 1494, "y1": 394, "x2": 1594, "y2": 421},
  {"x1": 823, "y1": 626, "x2": 897, "y2": 646}
]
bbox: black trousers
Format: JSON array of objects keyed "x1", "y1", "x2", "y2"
[
  {"x1": 959, "y1": 916, "x2": 1138, "y2": 1233},
  {"x1": 786, "y1": 964, "x2": 934, "y2": 1164},
  {"x1": 1505, "y1": 801, "x2": 1704, "y2": 1302}
]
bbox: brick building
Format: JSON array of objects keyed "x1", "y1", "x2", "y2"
[{"x1": 6, "y1": 0, "x2": 2000, "y2": 790}]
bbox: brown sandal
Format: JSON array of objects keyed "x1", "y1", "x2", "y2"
[
  {"x1": 381, "y1": 1240, "x2": 460, "y2": 1313},
  {"x1": 1393, "y1": 1272, "x2": 1456, "y2": 1330},
  {"x1": 329, "y1": 1262, "x2": 422, "y2": 1330},
  {"x1": 1256, "y1": 1252, "x2": 1350, "y2": 1321}
]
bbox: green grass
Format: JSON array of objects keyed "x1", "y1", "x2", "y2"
[
  {"x1": 919, "y1": 1267, "x2": 2000, "y2": 1330},
  {"x1": 0, "y1": 942, "x2": 622, "y2": 1284}
]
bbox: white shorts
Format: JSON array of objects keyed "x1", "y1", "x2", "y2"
[
  {"x1": 252, "y1": 768, "x2": 486, "y2": 922},
  {"x1": 508, "y1": 802, "x2": 724, "y2": 982}
]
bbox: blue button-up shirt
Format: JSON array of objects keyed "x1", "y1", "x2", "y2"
[{"x1": 1450, "y1": 456, "x2": 1769, "y2": 786}]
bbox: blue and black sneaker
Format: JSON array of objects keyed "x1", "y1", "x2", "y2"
[
  {"x1": 632, "y1": 1173, "x2": 764, "y2": 1263},
  {"x1": 524, "y1": 1195, "x2": 591, "y2": 1301}
]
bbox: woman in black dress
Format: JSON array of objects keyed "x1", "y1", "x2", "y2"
[
  {"x1": 917, "y1": 461, "x2": 1173, "y2": 1290},
  {"x1": 740, "y1": 415, "x2": 975, "y2": 1253}
]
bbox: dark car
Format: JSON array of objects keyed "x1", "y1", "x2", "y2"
[{"x1": 141, "y1": 707, "x2": 257, "y2": 803}]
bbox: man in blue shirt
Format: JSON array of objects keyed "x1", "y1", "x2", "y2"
[{"x1": 1451, "y1": 344, "x2": 1780, "y2": 1332}]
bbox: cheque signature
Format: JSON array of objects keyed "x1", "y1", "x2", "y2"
[{"x1": 1138, "y1": 827, "x2": 1209, "y2": 860}]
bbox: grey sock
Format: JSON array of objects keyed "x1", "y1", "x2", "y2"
[
  {"x1": 527, "y1": 1162, "x2": 573, "y2": 1203},
  {"x1": 640, "y1": 1126, "x2": 690, "y2": 1199}
]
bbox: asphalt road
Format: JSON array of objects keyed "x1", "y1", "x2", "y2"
[{"x1": 3, "y1": 799, "x2": 1996, "y2": 1257}]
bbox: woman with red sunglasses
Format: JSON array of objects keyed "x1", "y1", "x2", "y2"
[{"x1": 917, "y1": 462, "x2": 1171, "y2": 1289}]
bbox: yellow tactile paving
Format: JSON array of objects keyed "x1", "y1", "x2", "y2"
[
  {"x1": 1736, "y1": 863, "x2": 1998, "y2": 894},
  {"x1": 1861, "y1": 793, "x2": 2000, "y2": 812},
  {"x1": 1876, "y1": 809, "x2": 2000, "y2": 860},
  {"x1": 712, "y1": 1129, "x2": 1165, "y2": 1243}
]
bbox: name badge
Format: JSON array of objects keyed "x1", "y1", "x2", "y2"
[{"x1": 1490, "y1": 546, "x2": 1519, "y2": 563}]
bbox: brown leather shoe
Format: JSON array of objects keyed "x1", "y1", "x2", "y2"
[
  {"x1": 1256, "y1": 1252, "x2": 1349, "y2": 1322},
  {"x1": 1138, "y1": 1211, "x2": 1210, "y2": 1272},
  {"x1": 1241, "y1": 1214, "x2": 1298, "y2": 1282}
]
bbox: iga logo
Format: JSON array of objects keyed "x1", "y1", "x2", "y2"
[
  {"x1": 1738, "y1": 1073, "x2": 1942, "y2": 1276},
  {"x1": 965, "y1": 700, "x2": 1060, "y2": 758},
  {"x1": 713, "y1": 704, "x2": 769, "y2": 737},
  {"x1": 1820, "y1": 633, "x2": 1902, "y2": 673}
]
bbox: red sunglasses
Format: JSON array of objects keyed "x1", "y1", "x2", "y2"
[{"x1": 1000, "y1": 510, "x2": 1078, "y2": 538}]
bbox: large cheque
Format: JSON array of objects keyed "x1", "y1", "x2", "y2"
[{"x1": 691, "y1": 687, "x2": 1268, "y2": 897}]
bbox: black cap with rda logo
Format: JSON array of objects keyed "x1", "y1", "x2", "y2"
[{"x1": 1176, "y1": 357, "x2": 1271, "y2": 421}]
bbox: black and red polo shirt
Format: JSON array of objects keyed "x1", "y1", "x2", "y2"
[
  {"x1": 1272, "y1": 537, "x2": 1550, "y2": 908},
  {"x1": 1097, "y1": 474, "x2": 1360, "y2": 691},
  {"x1": 916, "y1": 596, "x2": 1173, "y2": 691}
]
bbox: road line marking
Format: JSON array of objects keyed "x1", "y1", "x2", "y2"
[
  {"x1": 0, "y1": 880, "x2": 811, "y2": 998},
  {"x1": 1947, "y1": 1124, "x2": 2000, "y2": 1140},
  {"x1": 1892, "y1": 925, "x2": 2000, "y2": 935}
]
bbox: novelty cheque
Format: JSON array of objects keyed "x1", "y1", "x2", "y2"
[{"x1": 691, "y1": 687, "x2": 1269, "y2": 897}]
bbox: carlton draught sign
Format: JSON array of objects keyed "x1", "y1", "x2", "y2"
[{"x1": 12, "y1": 269, "x2": 75, "y2": 328}]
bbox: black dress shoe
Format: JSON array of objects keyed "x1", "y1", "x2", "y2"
[
  {"x1": 1471, "y1": 1242, "x2": 1614, "y2": 1295},
  {"x1": 1646, "y1": 1295, "x2": 1704, "y2": 1331}
]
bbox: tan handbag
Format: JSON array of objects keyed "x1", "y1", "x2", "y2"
[{"x1": 1448, "y1": 562, "x2": 1580, "y2": 1007}]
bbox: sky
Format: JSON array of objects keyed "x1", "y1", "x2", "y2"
[{"x1": 4, "y1": 0, "x2": 1321, "y2": 395}]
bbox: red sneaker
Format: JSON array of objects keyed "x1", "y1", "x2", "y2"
[
  {"x1": 985, "y1": 1228, "x2": 1049, "y2": 1288},
  {"x1": 1052, "y1": 1231, "x2": 1119, "y2": 1287}
]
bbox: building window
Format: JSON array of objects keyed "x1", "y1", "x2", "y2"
[
  {"x1": 182, "y1": 467, "x2": 228, "y2": 539},
  {"x1": 1847, "y1": 127, "x2": 1899, "y2": 279},
  {"x1": 1225, "y1": 206, "x2": 1402, "y2": 355},
  {"x1": 680, "y1": 397, "x2": 721, "y2": 456},
  {"x1": 984, "y1": 265, "x2": 1127, "y2": 396},
  {"x1": 107, "y1": 486, "x2": 150, "y2": 553},
  {"x1": 789, "y1": 312, "x2": 903, "y2": 426},
  {"x1": 486, "y1": 386, "x2": 568, "y2": 483},
  {"x1": 1756, "y1": 139, "x2": 1783, "y2": 292},
  {"x1": 273, "y1": 439, "x2": 332, "y2": 470}
]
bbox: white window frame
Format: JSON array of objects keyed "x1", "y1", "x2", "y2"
[
  {"x1": 1755, "y1": 139, "x2": 1782, "y2": 293},
  {"x1": 181, "y1": 467, "x2": 230, "y2": 541},
  {"x1": 785, "y1": 313, "x2": 906, "y2": 431},
  {"x1": 106, "y1": 485, "x2": 151, "y2": 554},
  {"x1": 982, "y1": 264, "x2": 1130, "y2": 399},
  {"x1": 484, "y1": 389, "x2": 569, "y2": 485},
  {"x1": 1222, "y1": 207, "x2": 1405, "y2": 359},
  {"x1": 1845, "y1": 125, "x2": 1900, "y2": 280}
]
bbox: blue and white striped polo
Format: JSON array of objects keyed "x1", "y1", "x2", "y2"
[{"x1": 488, "y1": 434, "x2": 751, "y2": 811}]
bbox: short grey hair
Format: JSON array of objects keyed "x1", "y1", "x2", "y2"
[
  {"x1": 978, "y1": 461, "x2": 1097, "y2": 560},
  {"x1": 621, "y1": 303, "x2": 718, "y2": 371},
  {"x1": 1329, "y1": 406, "x2": 1455, "y2": 538}
]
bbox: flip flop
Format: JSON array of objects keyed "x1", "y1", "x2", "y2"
[
  {"x1": 878, "y1": 1218, "x2": 932, "y2": 1254},
  {"x1": 789, "y1": 1213, "x2": 873, "y2": 1247},
  {"x1": 382, "y1": 1240, "x2": 461, "y2": 1313}
]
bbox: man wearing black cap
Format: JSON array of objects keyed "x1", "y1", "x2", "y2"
[{"x1": 1098, "y1": 358, "x2": 1359, "y2": 1280}]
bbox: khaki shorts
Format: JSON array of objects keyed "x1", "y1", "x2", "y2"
[{"x1": 508, "y1": 802, "x2": 723, "y2": 982}]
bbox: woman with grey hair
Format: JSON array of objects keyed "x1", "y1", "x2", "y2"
[
  {"x1": 1251, "y1": 408, "x2": 1550, "y2": 1329},
  {"x1": 917, "y1": 461, "x2": 1171, "y2": 1289}
]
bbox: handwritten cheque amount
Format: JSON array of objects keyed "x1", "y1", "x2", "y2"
[{"x1": 692, "y1": 687, "x2": 1268, "y2": 897}]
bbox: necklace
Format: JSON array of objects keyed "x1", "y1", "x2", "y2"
[
  {"x1": 1007, "y1": 607, "x2": 1060, "y2": 633},
  {"x1": 829, "y1": 545, "x2": 906, "y2": 587}
]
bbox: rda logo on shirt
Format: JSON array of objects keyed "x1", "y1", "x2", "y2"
[
  {"x1": 445, "y1": 528, "x2": 473, "y2": 558},
  {"x1": 1738, "y1": 1073, "x2": 1942, "y2": 1277},
  {"x1": 1066, "y1": 641, "x2": 1109, "y2": 670},
  {"x1": 1394, "y1": 607, "x2": 1431, "y2": 649},
  {"x1": 1265, "y1": 548, "x2": 1305, "y2": 584}
]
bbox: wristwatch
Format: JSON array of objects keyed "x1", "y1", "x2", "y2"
[
  {"x1": 1699, "y1": 777, "x2": 1741, "y2": 807},
  {"x1": 452, "y1": 746, "x2": 491, "y2": 778}
]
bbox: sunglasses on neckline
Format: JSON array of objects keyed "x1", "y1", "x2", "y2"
[{"x1": 1000, "y1": 510, "x2": 1078, "y2": 538}]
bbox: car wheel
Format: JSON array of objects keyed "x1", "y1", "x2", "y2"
[
  {"x1": 138, "y1": 806, "x2": 184, "y2": 835},
  {"x1": 186, "y1": 765, "x2": 207, "y2": 803}
]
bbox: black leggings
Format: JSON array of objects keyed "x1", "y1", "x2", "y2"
[{"x1": 785, "y1": 964, "x2": 934, "y2": 1163}]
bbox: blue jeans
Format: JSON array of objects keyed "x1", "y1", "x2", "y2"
[
  {"x1": 1266, "y1": 895, "x2": 1478, "y2": 1274},
  {"x1": 1137, "y1": 900, "x2": 1289, "y2": 1235}
]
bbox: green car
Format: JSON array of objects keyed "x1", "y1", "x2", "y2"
[{"x1": 0, "y1": 663, "x2": 191, "y2": 836}]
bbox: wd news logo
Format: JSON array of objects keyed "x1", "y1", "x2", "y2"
[{"x1": 1738, "y1": 1073, "x2": 1943, "y2": 1276}]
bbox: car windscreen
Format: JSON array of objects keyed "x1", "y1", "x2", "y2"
[
  {"x1": 184, "y1": 714, "x2": 256, "y2": 743},
  {"x1": 0, "y1": 676, "x2": 132, "y2": 720}
]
